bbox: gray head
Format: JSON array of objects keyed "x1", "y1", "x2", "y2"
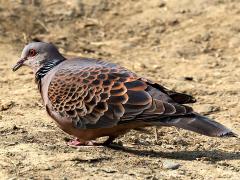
[{"x1": 13, "y1": 42, "x2": 65, "y2": 72}]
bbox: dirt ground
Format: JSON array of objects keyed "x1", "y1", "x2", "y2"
[{"x1": 0, "y1": 0, "x2": 240, "y2": 179}]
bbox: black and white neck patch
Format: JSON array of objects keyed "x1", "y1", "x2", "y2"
[{"x1": 35, "y1": 58, "x2": 65, "y2": 82}]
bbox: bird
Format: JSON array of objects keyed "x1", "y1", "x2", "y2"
[{"x1": 12, "y1": 41, "x2": 237, "y2": 146}]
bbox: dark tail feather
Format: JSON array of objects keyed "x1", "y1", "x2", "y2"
[{"x1": 158, "y1": 113, "x2": 237, "y2": 137}]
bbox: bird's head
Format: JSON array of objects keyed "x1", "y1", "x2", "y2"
[{"x1": 12, "y1": 42, "x2": 65, "y2": 73}]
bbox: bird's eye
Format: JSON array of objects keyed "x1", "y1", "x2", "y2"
[{"x1": 28, "y1": 49, "x2": 37, "y2": 57}]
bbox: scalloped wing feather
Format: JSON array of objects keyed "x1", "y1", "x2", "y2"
[{"x1": 48, "y1": 59, "x2": 193, "y2": 129}]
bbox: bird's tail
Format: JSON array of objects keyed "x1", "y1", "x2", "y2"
[{"x1": 154, "y1": 113, "x2": 237, "y2": 137}]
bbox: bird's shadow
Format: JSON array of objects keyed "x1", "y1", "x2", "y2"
[{"x1": 108, "y1": 144, "x2": 240, "y2": 161}]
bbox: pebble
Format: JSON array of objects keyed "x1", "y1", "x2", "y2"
[
  {"x1": 8, "y1": 178, "x2": 17, "y2": 180},
  {"x1": 101, "y1": 168, "x2": 117, "y2": 173},
  {"x1": 163, "y1": 161, "x2": 180, "y2": 170},
  {"x1": 0, "y1": 101, "x2": 15, "y2": 111},
  {"x1": 134, "y1": 139, "x2": 151, "y2": 146},
  {"x1": 198, "y1": 104, "x2": 220, "y2": 115},
  {"x1": 132, "y1": 62, "x2": 147, "y2": 71},
  {"x1": 12, "y1": 124, "x2": 19, "y2": 130},
  {"x1": 183, "y1": 76, "x2": 194, "y2": 81},
  {"x1": 168, "y1": 19, "x2": 179, "y2": 26}
]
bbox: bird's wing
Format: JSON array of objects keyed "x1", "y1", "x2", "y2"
[
  {"x1": 48, "y1": 60, "x2": 193, "y2": 129},
  {"x1": 142, "y1": 78, "x2": 196, "y2": 104}
]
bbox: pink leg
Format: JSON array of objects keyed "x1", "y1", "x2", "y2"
[{"x1": 67, "y1": 138, "x2": 97, "y2": 147}]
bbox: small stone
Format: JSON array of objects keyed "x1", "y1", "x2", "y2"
[
  {"x1": 12, "y1": 124, "x2": 19, "y2": 130},
  {"x1": 43, "y1": 165, "x2": 54, "y2": 171},
  {"x1": 134, "y1": 139, "x2": 151, "y2": 145},
  {"x1": 168, "y1": 19, "x2": 179, "y2": 26},
  {"x1": 0, "y1": 101, "x2": 15, "y2": 111},
  {"x1": 6, "y1": 142, "x2": 18, "y2": 146},
  {"x1": 158, "y1": 2, "x2": 166, "y2": 8},
  {"x1": 196, "y1": 157, "x2": 211, "y2": 162},
  {"x1": 133, "y1": 62, "x2": 147, "y2": 71},
  {"x1": 101, "y1": 168, "x2": 117, "y2": 173},
  {"x1": 152, "y1": 65, "x2": 161, "y2": 70},
  {"x1": 183, "y1": 76, "x2": 193, "y2": 81},
  {"x1": 8, "y1": 178, "x2": 17, "y2": 180},
  {"x1": 163, "y1": 161, "x2": 180, "y2": 170},
  {"x1": 202, "y1": 33, "x2": 211, "y2": 41},
  {"x1": 198, "y1": 104, "x2": 220, "y2": 115}
]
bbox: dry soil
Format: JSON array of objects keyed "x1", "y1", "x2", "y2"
[{"x1": 0, "y1": 0, "x2": 239, "y2": 179}]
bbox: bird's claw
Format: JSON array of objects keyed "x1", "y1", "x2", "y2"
[{"x1": 67, "y1": 138, "x2": 97, "y2": 147}]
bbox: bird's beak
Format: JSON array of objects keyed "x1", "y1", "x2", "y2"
[{"x1": 12, "y1": 57, "x2": 26, "y2": 71}]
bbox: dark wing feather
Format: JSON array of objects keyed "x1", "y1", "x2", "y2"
[{"x1": 142, "y1": 78, "x2": 196, "y2": 104}]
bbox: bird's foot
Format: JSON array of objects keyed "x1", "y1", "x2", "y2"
[
  {"x1": 101, "y1": 136, "x2": 124, "y2": 149},
  {"x1": 154, "y1": 127, "x2": 159, "y2": 144},
  {"x1": 67, "y1": 138, "x2": 97, "y2": 147},
  {"x1": 102, "y1": 136, "x2": 116, "y2": 146},
  {"x1": 66, "y1": 136, "x2": 122, "y2": 148}
]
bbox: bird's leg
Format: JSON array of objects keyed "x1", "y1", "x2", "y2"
[
  {"x1": 154, "y1": 127, "x2": 159, "y2": 144},
  {"x1": 67, "y1": 138, "x2": 96, "y2": 147},
  {"x1": 102, "y1": 136, "x2": 117, "y2": 146}
]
